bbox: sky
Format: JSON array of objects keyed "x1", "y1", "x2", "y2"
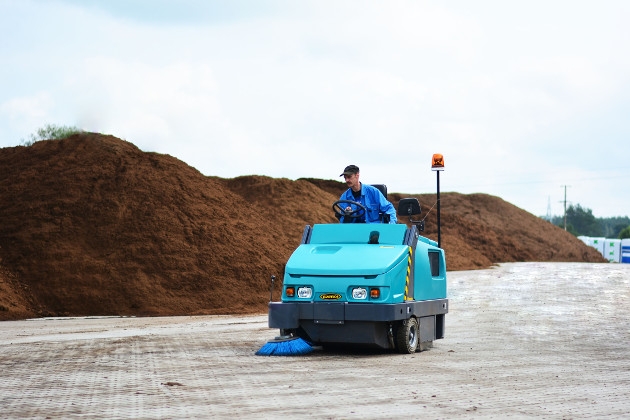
[{"x1": 1, "y1": 0, "x2": 629, "y2": 218}]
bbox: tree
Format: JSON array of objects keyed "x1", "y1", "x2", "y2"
[
  {"x1": 547, "y1": 204, "x2": 628, "y2": 237},
  {"x1": 619, "y1": 226, "x2": 630, "y2": 240},
  {"x1": 564, "y1": 204, "x2": 603, "y2": 237},
  {"x1": 565, "y1": 223, "x2": 578, "y2": 237},
  {"x1": 599, "y1": 216, "x2": 630, "y2": 238}
]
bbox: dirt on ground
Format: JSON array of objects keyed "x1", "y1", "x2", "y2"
[{"x1": 0, "y1": 133, "x2": 606, "y2": 320}]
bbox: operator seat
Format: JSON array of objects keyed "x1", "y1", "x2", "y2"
[{"x1": 371, "y1": 184, "x2": 387, "y2": 199}]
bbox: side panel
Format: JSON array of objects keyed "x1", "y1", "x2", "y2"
[{"x1": 413, "y1": 245, "x2": 447, "y2": 301}]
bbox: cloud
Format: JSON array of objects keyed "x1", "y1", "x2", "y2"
[{"x1": 0, "y1": 0, "x2": 629, "y2": 217}]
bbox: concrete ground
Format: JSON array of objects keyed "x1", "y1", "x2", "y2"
[{"x1": 1, "y1": 262, "x2": 629, "y2": 419}]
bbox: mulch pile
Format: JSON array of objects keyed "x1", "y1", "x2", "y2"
[{"x1": 0, "y1": 133, "x2": 606, "y2": 320}]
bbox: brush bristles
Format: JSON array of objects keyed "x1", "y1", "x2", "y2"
[{"x1": 255, "y1": 337, "x2": 313, "y2": 356}]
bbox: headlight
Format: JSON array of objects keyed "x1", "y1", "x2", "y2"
[
  {"x1": 297, "y1": 286, "x2": 312, "y2": 298},
  {"x1": 352, "y1": 287, "x2": 367, "y2": 300}
]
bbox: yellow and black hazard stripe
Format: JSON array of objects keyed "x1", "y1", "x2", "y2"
[{"x1": 404, "y1": 246, "x2": 414, "y2": 300}]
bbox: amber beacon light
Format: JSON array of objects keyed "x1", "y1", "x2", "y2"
[
  {"x1": 431, "y1": 153, "x2": 445, "y2": 170},
  {"x1": 431, "y1": 153, "x2": 444, "y2": 248}
]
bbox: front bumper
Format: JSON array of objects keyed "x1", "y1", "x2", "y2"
[{"x1": 268, "y1": 299, "x2": 448, "y2": 329}]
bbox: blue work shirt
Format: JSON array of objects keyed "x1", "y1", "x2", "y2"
[{"x1": 339, "y1": 184, "x2": 397, "y2": 224}]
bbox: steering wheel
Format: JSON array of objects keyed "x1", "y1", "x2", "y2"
[{"x1": 332, "y1": 200, "x2": 367, "y2": 220}]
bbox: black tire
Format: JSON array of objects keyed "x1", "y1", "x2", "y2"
[{"x1": 395, "y1": 318, "x2": 419, "y2": 354}]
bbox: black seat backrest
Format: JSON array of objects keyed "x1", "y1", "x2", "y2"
[
  {"x1": 397, "y1": 198, "x2": 423, "y2": 230},
  {"x1": 397, "y1": 198, "x2": 421, "y2": 216},
  {"x1": 371, "y1": 184, "x2": 387, "y2": 199}
]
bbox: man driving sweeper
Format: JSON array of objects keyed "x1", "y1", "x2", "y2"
[{"x1": 337, "y1": 164, "x2": 397, "y2": 224}]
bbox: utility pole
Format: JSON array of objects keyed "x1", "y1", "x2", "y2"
[{"x1": 560, "y1": 185, "x2": 570, "y2": 230}]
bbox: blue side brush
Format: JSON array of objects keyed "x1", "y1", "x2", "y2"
[
  {"x1": 257, "y1": 275, "x2": 313, "y2": 356},
  {"x1": 255, "y1": 335, "x2": 313, "y2": 356}
]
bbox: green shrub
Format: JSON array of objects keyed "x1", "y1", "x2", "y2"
[{"x1": 21, "y1": 124, "x2": 83, "y2": 146}]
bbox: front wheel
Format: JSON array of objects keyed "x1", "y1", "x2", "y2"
[{"x1": 395, "y1": 318, "x2": 419, "y2": 354}]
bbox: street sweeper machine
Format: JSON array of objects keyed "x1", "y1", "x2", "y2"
[{"x1": 257, "y1": 167, "x2": 449, "y2": 355}]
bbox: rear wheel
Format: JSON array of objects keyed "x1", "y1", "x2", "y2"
[{"x1": 395, "y1": 317, "x2": 419, "y2": 354}]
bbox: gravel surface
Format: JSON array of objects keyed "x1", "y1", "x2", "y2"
[{"x1": 1, "y1": 262, "x2": 629, "y2": 419}]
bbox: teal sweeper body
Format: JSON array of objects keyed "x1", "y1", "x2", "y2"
[{"x1": 261, "y1": 197, "x2": 448, "y2": 354}]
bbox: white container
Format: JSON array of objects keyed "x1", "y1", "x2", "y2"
[
  {"x1": 622, "y1": 238, "x2": 630, "y2": 264},
  {"x1": 577, "y1": 236, "x2": 591, "y2": 246},
  {"x1": 603, "y1": 239, "x2": 621, "y2": 263},
  {"x1": 590, "y1": 237, "x2": 606, "y2": 257}
]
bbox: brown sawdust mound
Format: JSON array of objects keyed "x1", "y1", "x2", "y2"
[{"x1": 0, "y1": 133, "x2": 606, "y2": 320}]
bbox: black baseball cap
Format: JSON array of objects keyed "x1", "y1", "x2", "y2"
[{"x1": 340, "y1": 165, "x2": 359, "y2": 176}]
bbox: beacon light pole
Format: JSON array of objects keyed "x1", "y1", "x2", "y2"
[{"x1": 431, "y1": 154, "x2": 445, "y2": 248}]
